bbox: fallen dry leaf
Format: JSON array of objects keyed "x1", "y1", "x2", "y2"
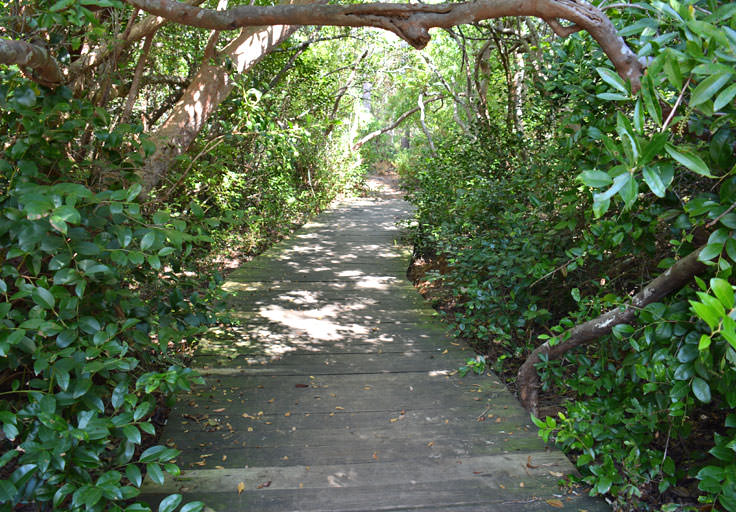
[
  {"x1": 295, "y1": 384, "x2": 309, "y2": 388},
  {"x1": 213, "y1": 408, "x2": 225, "y2": 413},
  {"x1": 519, "y1": 482, "x2": 525, "y2": 488},
  {"x1": 441, "y1": 349, "x2": 448, "y2": 354},
  {"x1": 545, "y1": 498, "x2": 564, "y2": 508},
  {"x1": 256, "y1": 481, "x2": 272, "y2": 489},
  {"x1": 549, "y1": 471, "x2": 564, "y2": 477},
  {"x1": 389, "y1": 418, "x2": 399, "y2": 423},
  {"x1": 372, "y1": 452, "x2": 378, "y2": 460},
  {"x1": 215, "y1": 465, "x2": 224, "y2": 469},
  {"x1": 284, "y1": 412, "x2": 291, "y2": 417},
  {"x1": 427, "y1": 441, "x2": 434, "y2": 447},
  {"x1": 527, "y1": 456, "x2": 539, "y2": 469},
  {"x1": 222, "y1": 455, "x2": 227, "y2": 461},
  {"x1": 237, "y1": 482, "x2": 245, "y2": 495}
]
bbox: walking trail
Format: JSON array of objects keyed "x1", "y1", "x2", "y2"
[{"x1": 142, "y1": 174, "x2": 607, "y2": 511}]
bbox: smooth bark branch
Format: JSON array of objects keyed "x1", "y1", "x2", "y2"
[
  {"x1": 0, "y1": 38, "x2": 63, "y2": 86},
  {"x1": 120, "y1": 31, "x2": 157, "y2": 124},
  {"x1": 124, "y1": 0, "x2": 644, "y2": 88},
  {"x1": 517, "y1": 246, "x2": 707, "y2": 414},
  {"x1": 142, "y1": 18, "x2": 304, "y2": 193},
  {"x1": 352, "y1": 94, "x2": 444, "y2": 149}
]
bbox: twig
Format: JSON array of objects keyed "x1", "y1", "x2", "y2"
[
  {"x1": 706, "y1": 200, "x2": 736, "y2": 229},
  {"x1": 661, "y1": 76, "x2": 692, "y2": 133}
]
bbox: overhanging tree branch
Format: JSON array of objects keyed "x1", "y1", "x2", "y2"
[
  {"x1": 0, "y1": 38, "x2": 63, "y2": 87},
  {"x1": 124, "y1": 0, "x2": 645, "y2": 89},
  {"x1": 517, "y1": 245, "x2": 707, "y2": 414},
  {"x1": 352, "y1": 94, "x2": 444, "y2": 149}
]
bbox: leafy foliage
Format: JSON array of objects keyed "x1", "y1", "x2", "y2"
[{"x1": 398, "y1": 0, "x2": 736, "y2": 509}]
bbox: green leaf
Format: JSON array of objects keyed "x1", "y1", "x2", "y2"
[
  {"x1": 692, "y1": 377, "x2": 712, "y2": 403},
  {"x1": 691, "y1": 72, "x2": 733, "y2": 106},
  {"x1": 698, "y1": 243, "x2": 724, "y2": 262},
  {"x1": 710, "y1": 278, "x2": 734, "y2": 309},
  {"x1": 76, "y1": 485, "x2": 103, "y2": 507},
  {"x1": 594, "y1": 172, "x2": 630, "y2": 202},
  {"x1": 126, "y1": 464, "x2": 142, "y2": 487},
  {"x1": 122, "y1": 425, "x2": 141, "y2": 445},
  {"x1": 596, "y1": 67, "x2": 628, "y2": 94},
  {"x1": 596, "y1": 475, "x2": 613, "y2": 494},
  {"x1": 146, "y1": 463, "x2": 165, "y2": 485},
  {"x1": 690, "y1": 300, "x2": 721, "y2": 330},
  {"x1": 641, "y1": 73, "x2": 662, "y2": 125},
  {"x1": 139, "y1": 445, "x2": 167, "y2": 463},
  {"x1": 52, "y1": 205, "x2": 81, "y2": 224},
  {"x1": 619, "y1": 173, "x2": 639, "y2": 209},
  {"x1": 722, "y1": 315, "x2": 736, "y2": 350},
  {"x1": 140, "y1": 231, "x2": 156, "y2": 250},
  {"x1": 642, "y1": 166, "x2": 666, "y2": 197},
  {"x1": 147, "y1": 254, "x2": 161, "y2": 270},
  {"x1": 0, "y1": 480, "x2": 18, "y2": 502},
  {"x1": 714, "y1": 83, "x2": 736, "y2": 111},
  {"x1": 50, "y1": 0, "x2": 75, "y2": 11},
  {"x1": 698, "y1": 334, "x2": 711, "y2": 351},
  {"x1": 578, "y1": 170, "x2": 612, "y2": 188},
  {"x1": 32, "y1": 286, "x2": 55, "y2": 310},
  {"x1": 666, "y1": 144, "x2": 713, "y2": 177},
  {"x1": 180, "y1": 502, "x2": 205, "y2": 512},
  {"x1": 158, "y1": 494, "x2": 183, "y2": 512}
]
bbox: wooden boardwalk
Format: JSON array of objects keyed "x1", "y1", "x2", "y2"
[{"x1": 142, "y1": 177, "x2": 607, "y2": 511}]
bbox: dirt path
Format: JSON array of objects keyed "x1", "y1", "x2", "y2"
[{"x1": 141, "y1": 176, "x2": 607, "y2": 511}]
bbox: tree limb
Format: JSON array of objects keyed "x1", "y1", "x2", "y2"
[
  {"x1": 517, "y1": 245, "x2": 707, "y2": 414},
  {"x1": 352, "y1": 94, "x2": 444, "y2": 149},
  {"x1": 0, "y1": 37, "x2": 63, "y2": 87},
  {"x1": 124, "y1": 0, "x2": 645, "y2": 89},
  {"x1": 120, "y1": 30, "x2": 158, "y2": 124}
]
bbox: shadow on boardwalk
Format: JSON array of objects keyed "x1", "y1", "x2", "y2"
[{"x1": 142, "y1": 175, "x2": 608, "y2": 511}]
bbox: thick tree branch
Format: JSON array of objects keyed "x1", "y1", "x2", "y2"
[
  {"x1": 124, "y1": 0, "x2": 644, "y2": 89},
  {"x1": 352, "y1": 94, "x2": 444, "y2": 149},
  {"x1": 0, "y1": 38, "x2": 63, "y2": 86},
  {"x1": 518, "y1": 246, "x2": 707, "y2": 414}
]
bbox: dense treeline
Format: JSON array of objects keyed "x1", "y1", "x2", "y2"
[{"x1": 390, "y1": 1, "x2": 736, "y2": 510}]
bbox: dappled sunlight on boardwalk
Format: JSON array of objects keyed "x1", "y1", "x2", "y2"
[{"x1": 141, "y1": 175, "x2": 608, "y2": 511}]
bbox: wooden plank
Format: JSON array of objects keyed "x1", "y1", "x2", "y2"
[{"x1": 142, "y1": 475, "x2": 608, "y2": 511}]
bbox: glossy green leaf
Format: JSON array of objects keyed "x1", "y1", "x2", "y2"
[
  {"x1": 158, "y1": 494, "x2": 183, "y2": 512},
  {"x1": 596, "y1": 67, "x2": 628, "y2": 94},
  {"x1": 642, "y1": 166, "x2": 666, "y2": 197},
  {"x1": 690, "y1": 72, "x2": 733, "y2": 106},
  {"x1": 710, "y1": 278, "x2": 734, "y2": 309},
  {"x1": 691, "y1": 377, "x2": 712, "y2": 403},
  {"x1": 714, "y1": 83, "x2": 736, "y2": 111},
  {"x1": 32, "y1": 286, "x2": 55, "y2": 310},
  {"x1": 666, "y1": 144, "x2": 713, "y2": 177},
  {"x1": 578, "y1": 170, "x2": 612, "y2": 188}
]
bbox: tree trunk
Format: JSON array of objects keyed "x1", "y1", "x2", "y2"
[
  {"x1": 141, "y1": 22, "x2": 301, "y2": 193},
  {"x1": 517, "y1": 246, "x2": 707, "y2": 415}
]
